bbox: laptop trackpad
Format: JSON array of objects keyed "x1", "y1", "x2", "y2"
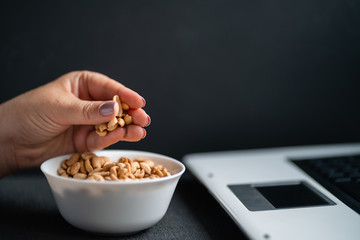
[{"x1": 228, "y1": 181, "x2": 335, "y2": 211}]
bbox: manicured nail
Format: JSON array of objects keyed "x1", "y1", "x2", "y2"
[
  {"x1": 142, "y1": 128, "x2": 147, "y2": 139},
  {"x1": 146, "y1": 115, "x2": 151, "y2": 126},
  {"x1": 141, "y1": 97, "x2": 146, "y2": 107},
  {"x1": 100, "y1": 102, "x2": 116, "y2": 116}
]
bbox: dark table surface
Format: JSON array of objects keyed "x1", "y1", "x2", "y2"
[{"x1": 0, "y1": 167, "x2": 247, "y2": 240}]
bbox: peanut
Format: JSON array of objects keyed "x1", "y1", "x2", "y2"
[
  {"x1": 113, "y1": 95, "x2": 123, "y2": 117},
  {"x1": 92, "y1": 175, "x2": 105, "y2": 181},
  {"x1": 93, "y1": 171, "x2": 110, "y2": 177},
  {"x1": 88, "y1": 168, "x2": 103, "y2": 176},
  {"x1": 125, "y1": 163, "x2": 132, "y2": 173},
  {"x1": 118, "y1": 118, "x2": 125, "y2": 127},
  {"x1": 96, "y1": 127, "x2": 107, "y2": 136},
  {"x1": 102, "y1": 162, "x2": 116, "y2": 171},
  {"x1": 136, "y1": 157, "x2": 155, "y2": 167},
  {"x1": 85, "y1": 158, "x2": 93, "y2": 173},
  {"x1": 119, "y1": 157, "x2": 131, "y2": 164},
  {"x1": 92, "y1": 156, "x2": 104, "y2": 169},
  {"x1": 82, "y1": 152, "x2": 95, "y2": 160},
  {"x1": 110, "y1": 166, "x2": 119, "y2": 175},
  {"x1": 107, "y1": 117, "x2": 118, "y2": 131},
  {"x1": 79, "y1": 160, "x2": 87, "y2": 174},
  {"x1": 121, "y1": 102, "x2": 130, "y2": 111},
  {"x1": 110, "y1": 173, "x2": 118, "y2": 181},
  {"x1": 66, "y1": 153, "x2": 80, "y2": 167},
  {"x1": 139, "y1": 162, "x2": 151, "y2": 175},
  {"x1": 73, "y1": 173, "x2": 87, "y2": 179},
  {"x1": 128, "y1": 172, "x2": 136, "y2": 180},
  {"x1": 134, "y1": 169, "x2": 145, "y2": 178},
  {"x1": 61, "y1": 160, "x2": 68, "y2": 170},
  {"x1": 98, "y1": 124, "x2": 108, "y2": 132},
  {"x1": 131, "y1": 161, "x2": 140, "y2": 173},
  {"x1": 61, "y1": 172, "x2": 69, "y2": 178},
  {"x1": 118, "y1": 168, "x2": 128, "y2": 177},
  {"x1": 155, "y1": 169, "x2": 164, "y2": 177},
  {"x1": 69, "y1": 162, "x2": 81, "y2": 176},
  {"x1": 57, "y1": 168, "x2": 66, "y2": 175},
  {"x1": 95, "y1": 95, "x2": 133, "y2": 136},
  {"x1": 123, "y1": 114, "x2": 133, "y2": 125},
  {"x1": 57, "y1": 152, "x2": 172, "y2": 181}
]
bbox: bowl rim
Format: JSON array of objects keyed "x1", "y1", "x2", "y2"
[{"x1": 40, "y1": 149, "x2": 186, "y2": 185}]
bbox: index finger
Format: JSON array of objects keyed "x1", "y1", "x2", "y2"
[{"x1": 74, "y1": 70, "x2": 145, "y2": 109}]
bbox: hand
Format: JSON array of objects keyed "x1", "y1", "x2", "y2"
[{"x1": 0, "y1": 71, "x2": 150, "y2": 177}]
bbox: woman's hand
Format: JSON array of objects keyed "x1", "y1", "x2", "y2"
[{"x1": 0, "y1": 71, "x2": 150, "y2": 177}]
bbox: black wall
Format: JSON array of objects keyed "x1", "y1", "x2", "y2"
[{"x1": 1, "y1": 0, "x2": 360, "y2": 160}]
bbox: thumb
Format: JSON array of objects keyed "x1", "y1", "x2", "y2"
[{"x1": 62, "y1": 99, "x2": 119, "y2": 125}]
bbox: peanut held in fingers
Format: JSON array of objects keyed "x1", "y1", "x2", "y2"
[
  {"x1": 123, "y1": 114, "x2": 133, "y2": 125},
  {"x1": 57, "y1": 152, "x2": 172, "y2": 181},
  {"x1": 95, "y1": 95, "x2": 133, "y2": 136}
]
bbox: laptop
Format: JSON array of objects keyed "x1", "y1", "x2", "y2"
[{"x1": 183, "y1": 143, "x2": 360, "y2": 240}]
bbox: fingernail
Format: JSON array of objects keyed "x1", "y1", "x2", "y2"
[
  {"x1": 142, "y1": 128, "x2": 147, "y2": 139},
  {"x1": 100, "y1": 102, "x2": 116, "y2": 116},
  {"x1": 141, "y1": 97, "x2": 146, "y2": 107},
  {"x1": 146, "y1": 115, "x2": 151, "y2": 126}
]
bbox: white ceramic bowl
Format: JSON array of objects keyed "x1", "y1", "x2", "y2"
[{"x1": 41, "y1": 150, "x2": 185, "y2": 235}]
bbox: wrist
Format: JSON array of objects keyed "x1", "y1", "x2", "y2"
[{"x1": 0, "y1": 102, "x2": 18, "y2": 178}]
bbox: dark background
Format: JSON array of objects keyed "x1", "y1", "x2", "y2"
[
  {"x1": 0, "y1": 1, "x2": 360, "y2": 239},
  {"x1": 1, "y1": 0, "x2": 360, "y2": 161}
]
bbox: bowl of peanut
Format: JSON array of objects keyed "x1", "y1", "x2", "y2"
[{"x1": 40, "y1": 150, "x2": 185, "y2": 235}]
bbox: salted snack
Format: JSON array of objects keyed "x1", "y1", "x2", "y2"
[
  {"x1": 95, "y1": 95, "x2": 133, "y2": 136},
  {"x1": 57, "y1": 152, "x2": 172, "y2": 181}
]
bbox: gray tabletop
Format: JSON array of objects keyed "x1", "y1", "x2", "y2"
[{"x1": 0, "y1": 168, "x2": 247, "y2": 240}]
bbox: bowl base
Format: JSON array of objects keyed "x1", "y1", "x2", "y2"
[{"x1": 83, "y1": 228, "x2": 145, "y2": 236}]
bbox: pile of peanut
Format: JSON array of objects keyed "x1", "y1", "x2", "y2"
[
  {"x1": 57, "y1": 152, "x2": 172, "y2": 181},
  {"x1": 95, "y1": 95, "x2": 133, "y2": 136}
]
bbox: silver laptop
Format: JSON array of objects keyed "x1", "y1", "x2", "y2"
[{"x1": 183, "y1": 143, "x2": 360, "y2": 240}]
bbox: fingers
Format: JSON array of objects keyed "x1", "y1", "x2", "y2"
[
  {"x1": 59, "y1": 97, "x2": 119, "y2": 125},
  {"x1": 74, "y1": 71, "x2": 145, "y2": 109},
  {"x1": 58, "y1": 95, "x2": 150, "y2": 127},
  {"x1": 86, "y1": 125, "x2": 146, "y2": 151},
  {"x1": 55, "y1": 70, "x2": 149, "y2": 127},
  {"x1": 128, "y1": 108, "x2": 151, "y2": 127},
  {"x1": 57, "y1": 70, "x2": 150, "y2": 151}
]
